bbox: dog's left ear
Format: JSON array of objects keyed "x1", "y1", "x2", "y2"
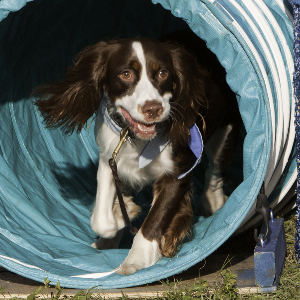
[
  {"x1": 33, "y1": 41, "x2": 118, "y2": 134},
  {"x1": 163, "y1": 42, "x2": 208, "y2": 146}
]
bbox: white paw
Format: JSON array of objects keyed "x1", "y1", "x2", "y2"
[
  {"x1": 116, "y1": 230, "x2": 162, "y2": 275},
  {"x1": 117, "y1": 263, "x2": 143, "y2": 275}
]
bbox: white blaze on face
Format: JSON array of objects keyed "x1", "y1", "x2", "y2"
[{"x1": 115, "y1": 41, "x2": 171, "y2": 123}]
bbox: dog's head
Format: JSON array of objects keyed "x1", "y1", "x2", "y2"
[
  {"x1": 34, "y1": 38, "x2": 208, "y2": 145},
  {"x1": 102, "y1": 39, "x2": 174, "y2": 140}
]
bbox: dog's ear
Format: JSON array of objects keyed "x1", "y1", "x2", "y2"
[
  {"x1": 163, "y1": 42, "x2": 208, "y2": 147},
  {"x1": 34, "y1": 41, "x2": 117, "y2": 134}
]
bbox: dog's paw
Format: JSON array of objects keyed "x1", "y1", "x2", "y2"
[
  {"x1": 116, "y1": 230, "x2": 162, "y2": 275},
  {"x1": 117, "y1": 263, "x2": 143, "y2": 275}
]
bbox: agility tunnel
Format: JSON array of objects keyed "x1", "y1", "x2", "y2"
[{"x1": 0, "y1": 0, "x2": 297, "y2": 289}]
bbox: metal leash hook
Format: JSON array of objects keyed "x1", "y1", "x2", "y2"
[
  {"x1": 254, "y1": 184, "x2": 270, "y2": 248},
  {"x1": 110, "y1": 127, "x2": 130, "y2": 166}
]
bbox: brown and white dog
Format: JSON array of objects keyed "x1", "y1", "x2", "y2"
[{"x1": 34, "y1": 37, "x2": 241, "y2": 275}]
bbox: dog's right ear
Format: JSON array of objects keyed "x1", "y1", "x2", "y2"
[{"x1": 33, "y1": 41, "x2": 117, "y2": 134}]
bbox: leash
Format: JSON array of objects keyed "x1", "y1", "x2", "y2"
[{"x1": 108, "y1": 127, "x2": 138, "y2": 235}]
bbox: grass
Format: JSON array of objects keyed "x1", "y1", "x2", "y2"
[{"x1": 0, "y1": 214, "x2": 299, "y2": 300}]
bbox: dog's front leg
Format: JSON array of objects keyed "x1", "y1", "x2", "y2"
[
  {"x1": 117, "y1": 169, "x2": 193, "y2": 275},
  {"x1": 90, "y1": 157, "x2": 141, "y2": 247},
  {"x1": 90, "y1": 158, "x2": 119, "y2": 239}
]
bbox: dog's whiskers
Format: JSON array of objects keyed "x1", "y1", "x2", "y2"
[
  {"x1": 170, "y1": 106, "x2": 184, "y2": 122},
  {"x1": 170, "y1": 102, "x2": 184, "y2": 109},
  {"x1": 169, "y1": 111, "x2": 179, "y2": 125}
]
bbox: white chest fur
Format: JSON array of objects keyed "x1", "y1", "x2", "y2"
[{"x1": 94, "y1": 116, "x2": 174, "y2": 190}]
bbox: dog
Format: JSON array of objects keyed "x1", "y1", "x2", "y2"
[{"x1": 34, "y1": 36, "x2": 241, "y2": 275}]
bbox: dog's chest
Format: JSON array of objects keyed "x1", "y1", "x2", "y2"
[{"x1": 95, "y1": 119, "x2": 174, "y2": 188}]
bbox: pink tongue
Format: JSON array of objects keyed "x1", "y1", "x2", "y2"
[{"x1": 121, "y1": 108, "x2": 135, "y2": 124}]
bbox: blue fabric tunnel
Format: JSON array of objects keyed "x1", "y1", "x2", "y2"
[{"x1": 0, "y1": 0, "x2": 296, "y2": 289}]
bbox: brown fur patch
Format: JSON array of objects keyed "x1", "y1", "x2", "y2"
[
  {"x1": 132, "y1": 61, "x2": 140, "y2": 71},
  {"x1": 33, "y1": 41, "x2": 120, "y2": 133},
  {"x1": 160, "y1": 192, "x2": 193, "y2": 257},
  {"x1": 152, "y1": 61, "x2": 160, "y2": 71},
  {"x1": 141, "y1": 146, "x2": 193, "y2": 258}
]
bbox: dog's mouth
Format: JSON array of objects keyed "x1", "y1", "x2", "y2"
[{"x1": 120, "y1": 108, "x2": 157, "y2": 139}]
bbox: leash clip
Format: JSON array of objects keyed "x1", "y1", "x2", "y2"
[{"x1": 110, "y1": 127, "x2": 129, "y2": 166}]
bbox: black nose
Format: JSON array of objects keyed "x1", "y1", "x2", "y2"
[{"x1": 142, "y1": 101, "x2": 163, "y2": 120}]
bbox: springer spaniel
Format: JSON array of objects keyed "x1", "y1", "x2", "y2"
[{"x1": 34, "y1": 37, "x2": 241, "y2": 275}]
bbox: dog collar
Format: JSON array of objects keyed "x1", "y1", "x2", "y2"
[{"x1": 97, "y1": 97, "x2": 203, "y2": 179}]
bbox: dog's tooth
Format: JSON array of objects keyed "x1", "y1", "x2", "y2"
[{"x1": 137, "y1": 123, "x2": 155, "y2": 132}]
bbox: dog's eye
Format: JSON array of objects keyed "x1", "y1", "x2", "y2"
[
  {"x1": 120, "y1": 71, "x2": 132, "y2": 80},
  {"x1": 158, "y1": 70, "x2": 168, "y2": 79}
]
